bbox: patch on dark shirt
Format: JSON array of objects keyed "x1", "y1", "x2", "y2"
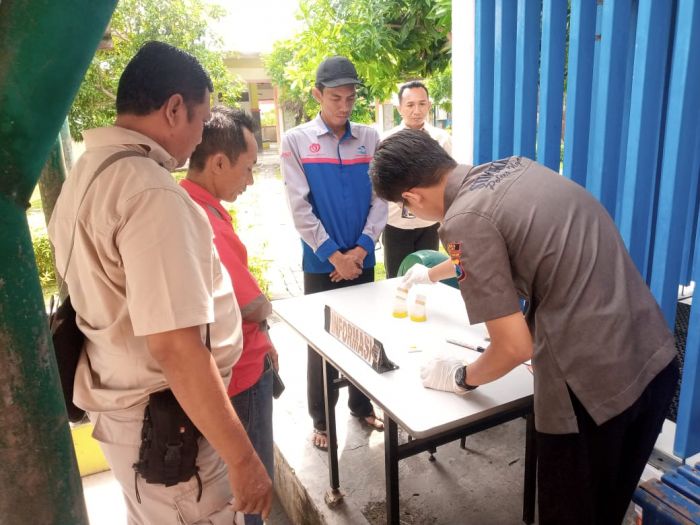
[
  {"x1": 447, "y1": 241, "x2": 466, "y2": 281},
  {"x1": 468, "y1": 156, "x2": 524, "y2": 191}
]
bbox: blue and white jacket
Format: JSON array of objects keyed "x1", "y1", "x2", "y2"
[{"x1": 281, "y1": 113, "x2": 388, "y2": 274}]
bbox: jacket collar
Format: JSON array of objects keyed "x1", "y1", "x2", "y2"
[
  {"x1": 443, "y1": 164, "x2": 474, "y2": 212},
  {"x1": 179, "y1": 178, "x2": 231, "y2": 223},
  {"x1": 313, "y1": 113, "x2": 357, "y2": 140}
]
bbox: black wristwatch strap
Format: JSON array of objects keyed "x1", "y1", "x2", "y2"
[{"x1": 456, "y1": 365, "x2": 479, "y2": 391}]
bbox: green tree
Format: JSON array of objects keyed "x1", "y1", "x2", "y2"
[
  {"x1": 265, "y1": 0, "x2": 451, "y2": 125},
  {"x1": 69, "y1": 0, "x2": 243, "y2": 139},
  {"x1": 426, "y1": 62, "x2": 452, "y2": 114}
]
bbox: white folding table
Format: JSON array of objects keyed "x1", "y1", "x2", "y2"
[{"x1": 273, "y1": 278, "x2": 536, "y2": 524}]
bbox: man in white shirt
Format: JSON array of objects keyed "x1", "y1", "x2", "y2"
[{"x1": 381, "y1": 81, "x2": 452, "y2": 277}]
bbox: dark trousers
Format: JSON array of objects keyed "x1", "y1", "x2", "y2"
[
  {"x1": 230, "y1": 365, "x2": 274, "y2": 525},
  {"x1": 382, "y1": 223, "x2": 440, "y2": 279},
  {"x1": 304, "y1": 268, "x2": 375, "y2": 432},
  {"x1": 536, "y1": 360, "x2": 679, "y2": 525}
]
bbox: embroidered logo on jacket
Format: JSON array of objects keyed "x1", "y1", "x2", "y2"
[
  {"x1": 357, "y1": 145, "x2": 367, "y2": 155},
  {"x1": 447, "y1": 241, "x2": 466, "y2": 282},
  {"x1": 309, "y1": 143, "x2": 321, "y2": 153},
  {"x1": 468, "y1": 156, "x2": 523, "y2": 191}
]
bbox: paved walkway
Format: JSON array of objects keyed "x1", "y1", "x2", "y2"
[
  {"x1": 230, "y1": 146, "x2": 304, "y2": 300},
  {"x1": 230, "y1": 145, "x2": 386, "y2": 301}
]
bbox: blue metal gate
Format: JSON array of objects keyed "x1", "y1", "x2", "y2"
[{"x1": 473, "y1": 0, "x2": 700, "y2": 458}]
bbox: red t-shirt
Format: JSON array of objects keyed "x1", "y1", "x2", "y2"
[{"x1": 181, "y1": 179, "x2": 271, "y2": 397}]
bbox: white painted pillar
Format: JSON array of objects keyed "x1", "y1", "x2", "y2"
[{"x1": 452, "y1": 0, "x2": 476, "y2": 164}]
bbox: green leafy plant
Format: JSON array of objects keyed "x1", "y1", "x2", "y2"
[
  {"x1": 225, "y1": 207, "x2": 271, "y2": 296},
  {"x1": 426, "y1": 63, "x2": 452, "y2": 113},
  {"x1": 260, "y1": 110, "x2": 277, "y2": 127},
  {"x1": 248, "y1": 256, "x2": 271, "y2": 298},
  {"x1": 265, "y1": 0, "x2": 452, "y2": 126},
  {"x1": 374, "y1": 262, "x2": 387, "y2": 282},
  {"x1": 69, "y1": 0, "x2": 243, "y2": 139},
  {"x1": 172, "y1": 169, "x2": 187, "y2": 183},
  {"x1": 32, "y1": 234, "x2": 57, "y2": 295}
]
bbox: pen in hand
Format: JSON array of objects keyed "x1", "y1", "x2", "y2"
[{"x1": 446, "y1": 339, "x2": 487, "y2": 353}]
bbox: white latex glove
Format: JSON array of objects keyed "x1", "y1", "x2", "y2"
[
  {"x1": 401, "y1": 264, "x2": 434, "y2": 289},
  {"x1": 420, "y1": 357, "x2": 473, "y2": 395}
]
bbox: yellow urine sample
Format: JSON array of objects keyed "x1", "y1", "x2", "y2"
[
  {"x1": 410, "y1": 314, "x2": 426, "y2": 322},
  {"x1": 393, "y1": 310, "x2": 408, "y2": 318}
]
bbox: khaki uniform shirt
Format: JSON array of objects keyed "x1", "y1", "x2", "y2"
[
  {"x1": 382, "y1": 122, "x2": 452, "y2": 229},
  {"x1": 440, "y1": 158, "x2": 676, "y2": 434},
  {"x1": 48, "y1": 126, "x2": 242, "y2": 413}
]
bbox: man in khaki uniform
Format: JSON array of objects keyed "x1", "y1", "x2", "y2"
[
  {"x1": 370, "y1": 130, "x2": 678, "y2": 525},
  {"x1": 49, "y1": 42, "x2": 271, "y2": 524}
]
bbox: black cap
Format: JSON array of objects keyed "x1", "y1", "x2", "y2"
[{"x1": 315, "y1": 56, "x2": 361, "y2": 88}]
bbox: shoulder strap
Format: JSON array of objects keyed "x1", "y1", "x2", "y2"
[{"x1": 57, "y1": 150, "x2": 146, "y2": 298}]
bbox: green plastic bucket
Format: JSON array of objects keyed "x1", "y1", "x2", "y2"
[{"x1": 397, "y1": 249, "x2": 459, "y2": 289}]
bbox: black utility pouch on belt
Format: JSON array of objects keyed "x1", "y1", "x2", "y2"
[
  {"x1": 132, "y1": 325, "x2": 211, "y2": 503},
  {"x1": 132, "y1": 389, "x2": 202, "y2": 503}
]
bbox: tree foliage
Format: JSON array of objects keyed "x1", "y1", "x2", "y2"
[
  {"x1": 69, "y1": 0, "x2": 243, "y2": 140},
  {"x1": 426, "y1": 62, "x2": 452, "y2": 114},
  {"x1": 265, "y1": 0, "x2": 452, "y2": 125}
]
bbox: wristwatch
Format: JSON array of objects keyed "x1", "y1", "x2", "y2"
[{"x1": 455, "y1": 365, "x2": 478, "y2": 391}]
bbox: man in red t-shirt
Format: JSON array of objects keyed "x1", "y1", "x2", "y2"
[{"x1": 182, "y1": 106, "x2": 277, "y2": 525}]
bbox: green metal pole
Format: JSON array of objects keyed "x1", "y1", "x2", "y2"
[{"x1": 0, "y1": 1, "x2": 117, "y2": 523}]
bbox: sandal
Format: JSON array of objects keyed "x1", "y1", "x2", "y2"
[
  {"x1": 312, "y1": 428, "x2": 328, "y2": 451},
  {"x1": 352, "y1": 412, "x2": 384, "y2": 432}
]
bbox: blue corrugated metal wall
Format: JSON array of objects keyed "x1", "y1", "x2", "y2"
[{"x1": 473, "y1": 0, "x2": 700, "y2": 458}]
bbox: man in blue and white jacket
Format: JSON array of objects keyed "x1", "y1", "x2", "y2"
[{"x1": 281, "y1": 56, "x2": 388, "y2": 450}]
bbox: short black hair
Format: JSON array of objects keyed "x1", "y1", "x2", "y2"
[
  {"x1": 116, "y1": 41, "x2": 213, "y2": 118},
  {"x1": 371, "y1": 129, "x2": 456, "y2": 202},
  {"x1": 189, "y1": 106, "x2": 256, "y2": 171},
  {"x1": 398, "y1": 81, "x2": 429, "y2": 103}
]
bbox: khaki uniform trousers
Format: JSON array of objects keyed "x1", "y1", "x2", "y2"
[{"x1": 91, "y1": 405, "x2": 244, "y2": 525}]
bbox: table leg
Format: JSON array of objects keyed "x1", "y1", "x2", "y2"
[
  {"x1": 384, "y1": 417, "x2": 400, "y2": 525},
  {"x1": 522, "y1": 412, "x2": 537, "y2": 524},
  {"x1": 428, "y1": 445, "x2": 437, "y2": 461},
  {"x1": 323, "y1": 358, "x2": 340, "y2": 492}
]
